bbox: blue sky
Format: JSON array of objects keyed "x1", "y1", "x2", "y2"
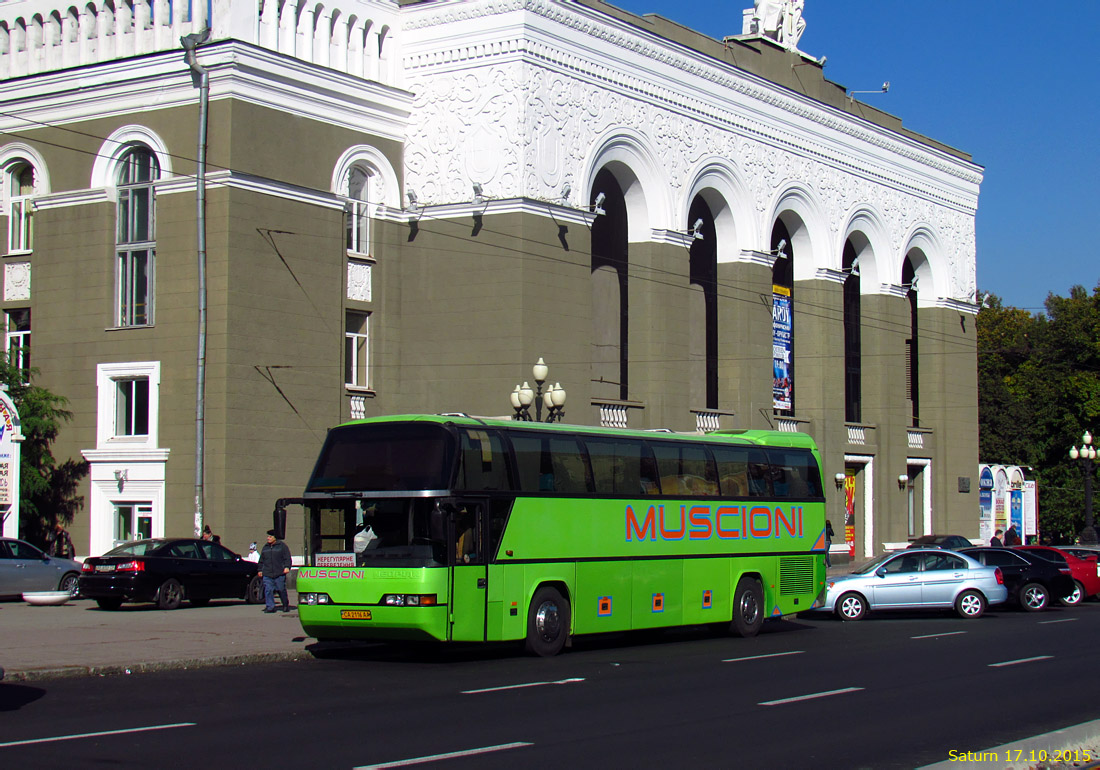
[{"x1": 612, "y1": 0, "x2": 1099, "y2": 313}]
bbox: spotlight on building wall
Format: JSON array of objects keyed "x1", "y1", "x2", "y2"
[
  {"x1": 842, "y1": 256, "x2": 860, "y2": 276},
  {"x1": 592, "y1": 192, "x2": 606, "y2": 216},
  {"x1": 406, "y1": 188, "x2": 418, "y2": 210},
  {"x1": 560, "y1": 183, "x2": 571, "y2": 204},
  {"x1": 898, "y1": 473, "x2": 909, "y2": 490},
  {"x1": 472, "y1": 182, "x2": 485, "y2": 205},
  {"x1": 690, "y1": 218, "x2": 704, "y2": 241},
  {"x1": 771, "y1": 239, "x2": 787, "y2": 259}
]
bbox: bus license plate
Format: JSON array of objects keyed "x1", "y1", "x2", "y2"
[{"x1": 340, "y1": 610, "x2": 372, "y2": 620}]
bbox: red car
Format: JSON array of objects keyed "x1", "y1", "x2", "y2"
[{"x1": 1014, "y1": 545, "x2": 1100, "y2": 605}]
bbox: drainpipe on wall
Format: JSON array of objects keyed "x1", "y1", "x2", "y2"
[{"x1": 182, "y1": 29, "x2": 211, "y2": 538}]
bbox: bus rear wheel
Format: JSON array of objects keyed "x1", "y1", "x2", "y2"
[
  {"x1": 525, "y1": 586, "x2": 570, "y2": 657},
  {"x1": 730, "y1": 576, "x2": 764, "y2": 638}
]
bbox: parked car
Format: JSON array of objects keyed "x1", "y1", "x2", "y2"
[
  {"x1": 79, "y1": 538, "x2": 262, "y2": 610},
  {"x1": 823, "y1": 548, "x2": 1006, "y2": 620},
  {"x1": 0, "y1": 537, "x2": 82, "y2": 599},
  {"x1": 1059, "y1": 545, "x2": 1100, "y2": 575},
  {"x1": 961, "y1": 547, "x2": 1074, "y2": 611},
  {"x1": 907, "y1": 534, "x2": 974, "y2": 550},
  {"x1": 1014, "y1": 545, "x2": 1100, "y2": 605}
]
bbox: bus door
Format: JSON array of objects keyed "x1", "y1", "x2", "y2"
[{"x1": 449, "y1": 499, "x2": 488, "y2": 641}]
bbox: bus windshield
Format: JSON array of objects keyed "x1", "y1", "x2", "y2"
[
  {"x1": 309, "y1": 497, "x2": 447, "y2": 568},
  {"x1": 306, "y1": 422, "x2": 456, "y2": 493}
]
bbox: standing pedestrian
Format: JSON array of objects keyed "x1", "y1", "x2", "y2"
[
  {"x1": 45, "y1": 522, "x2": 75, "y2": 559},
  {"x1": 990, "y1": 529, "x2": 1004, "y2": 547},
  {"x1": 1004, "y1": 524, "x2": 1021, "y2": 546},
  {"x1": 258, "y1": 529, "x2": 292, "y2": 613},
  {"x1": 824, "y1": 519, "x2": 835, "y2": 568}
]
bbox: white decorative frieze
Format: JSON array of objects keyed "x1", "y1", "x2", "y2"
[
  {"x1": 347, "y1": 259, "x2": 372, "y2": 302},
  {"x1": 4, "y1": 261, "x2": 30, "y2": 301}
]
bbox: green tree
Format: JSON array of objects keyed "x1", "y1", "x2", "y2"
[
  {"x1": 977, "y1": 282, "x2": 1100, "y2": 542},
  {"x1": 0, "y1": 359, "x2": 88, "y2": 547}
]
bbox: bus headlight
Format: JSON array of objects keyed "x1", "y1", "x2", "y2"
[
  {"x1": 299, "y1": 593, "x2": 332, "y2": 605},
  {"x1": 382, "y1": 594, "x2": 437, "y2": 607}
]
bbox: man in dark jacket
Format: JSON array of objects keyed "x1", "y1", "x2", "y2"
[
  {"x1": 1004, "y1": 524, "x2": 1021, "y2": 546},
  {"x1": 258, "y1": 529, "x2": 292, "y2": 613}
]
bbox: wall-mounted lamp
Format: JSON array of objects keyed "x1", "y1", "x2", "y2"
[
  {"x1": 901, "y1": 276, "x2": 919, "y2": 292},
  {"x1": 560, "y1": 183, "x2": 571, "y2": 204},
  {"x1": 406, "y1": 188, "x2": 418, "y2": 210},
  {"x1": 834, "y1": 472, "x2": 845, "y2": 490},
  {"x1": 690, "y1": 218, "x2": 704, "y2": 241},
  {"x1": 472, "y1": 182, "x2": 486, "y2": 205},
  {"x1": 841, "y1": 257, "x2": 860, "y2": 277},
  {"x1": 592, "y1": 192, "x2": 606, "y2": 216},
  {"x1": 898, "y1": 473, "x2": 909, "y2": 490},
  {"x1": 771, "y1": 238, "x2": 788, "y2": 259},
  {"x1": 114, "y1": 469, "x2": 128, "y2": 489}
]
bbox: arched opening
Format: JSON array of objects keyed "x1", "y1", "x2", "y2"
[
  {"x1": 770, "y1": 219, "x2": 794, "y2": 414},
  {"x1": 591, "y1": 168, "x2": 629, "y2": 402},
  {"x1": 902, "y1": 254, "x2": 920, "y2": 427},
  {"x1": 688, "y1": 195, "x2": 717, "y2": 409},
  {"x1": 842, "y1": 237, "x2": 862, "y2": 423}
]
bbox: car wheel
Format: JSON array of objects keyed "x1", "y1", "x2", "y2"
[
  {"x1": 836, "y1": 592, "x2": 867, "y2": 621},
  {"x1": 1019, "y1": 582, "x2": 1049, "y2": 612},
  {"x1": 246, "y1": 574, "x2": 263, "y2": 604},
  {"x1": 1060, "y1": 581, "x2": 1084, "y2": 607},
  {"x1": 58, "y1": 572, "x2": 80, "y2": 598},
  {"x1": 955, "y1": 589, "x2": 986, "y2": 619},
  {"x1": 155, "y1": 578, "x2": 183, "y2": 610},
  {"x1": 730, "y1": 576, "x2": 765, "y2": 637},
  {"x1": 525, "y1": 586, "x2": 570, "y2": 657},
  {"x1": 95, "y1": 598, "x2": 123, "y2": 611}
]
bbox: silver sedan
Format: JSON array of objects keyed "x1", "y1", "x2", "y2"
[
  {"x1": 823, "y1": 548, "x2": 1008, "y2": 620},
  {"x1": 0, "y1": 537, "x2": 83, "y2": 598}
]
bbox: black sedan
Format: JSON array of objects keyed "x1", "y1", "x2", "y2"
[
  {"x1": 961, "y1": 547, "x2": 1075, "y2": 611},
  {"x1": 908, "y1": 534, "x2": 974, "y2": 550},
  {"x1": 79, "y1": 538, "x2": 262, "y2": 610}
]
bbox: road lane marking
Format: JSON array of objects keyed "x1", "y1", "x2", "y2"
[
  {"x1": 759, "y1": 687, "x2": 863, "y2": 706},
  {"x1": 354, "y1": 742, "x2": 533, "y2": 768},
  {"x1": 988, "y1": 655, "x2": 1054, "y2": 668},
  {"x1": 1039, "y1": 618, "x2": 1078, "y2": 625},
  {"x1": 911, "y1": 631, "x2": 967, "y2": 639},
  {"x1": 462, "y1": 678, "x2": 584, "y2": 694},
  {"x1": 0, "y1": 722, "x2": 196, "y2": 748},
  {"x1": 723, "y1": 651, "x2": 805, "y2": 663}
]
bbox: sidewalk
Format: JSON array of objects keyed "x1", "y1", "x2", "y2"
[{"x1": 0, "y1": 597, "x2": 314, "y2": 682}]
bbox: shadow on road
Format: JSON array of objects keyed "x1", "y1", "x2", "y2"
[{"x1": 0, "y1": 682, "x2": 46, "y2": 712}]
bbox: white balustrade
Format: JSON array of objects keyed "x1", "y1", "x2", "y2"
[{"x1": 0, "y1": 0, "x2": 397, "y2": 84}]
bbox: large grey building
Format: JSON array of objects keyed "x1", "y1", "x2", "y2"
[{"x1": 0, "y1": 0, "x2": 982, "y2": 559}]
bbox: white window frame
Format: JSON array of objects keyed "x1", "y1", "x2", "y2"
[
  {"x1": 345, "y1": 311, "x2": 370, "y2": 389},
  {"x1": 8, "y1": 192, "x2": 32, "y2": 255},
  {"x1": 5, "y1": 308, "x2": 29, "y2": 371},
  {"x1": 96, "y1": 361, "x2": 160, "y2": 449},
  {"x1": 115, "y1": 147, "x2": 158, "y2": 327},
  {"x1": 113, "y1": 501, "x2": 154, "y2": 546}
]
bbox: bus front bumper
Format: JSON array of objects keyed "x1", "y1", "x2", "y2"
[{"x1": 297, "y1": 603, "x2": 449, "y2": 643}]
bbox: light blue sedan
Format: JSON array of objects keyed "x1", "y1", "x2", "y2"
[
  {"x1": 0, "y1": 537, "x2": 83, "y2": 599},
  {"x1": 823, "y1": 548, "x2": 1008, "y2": 620}
]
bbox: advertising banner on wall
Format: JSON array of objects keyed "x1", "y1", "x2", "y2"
[
  {"x1": 978, "y1": 466, "x2": 994, "y2": 541},
  {"x1": 844, "y1": 468, "x2": 856, "y2": 558},
  {"x1": 0, "y1": 388, "x2": 21, "y2": 538},
  {"x1": 772, "y1": 285, "x2": 792, "y2": 411}
]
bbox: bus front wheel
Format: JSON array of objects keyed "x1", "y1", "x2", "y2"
[
  {"x1": 730, "y1": 576, "x2": 764, "y2": 638},
  {"x1": 525, "y1": 586, "x2": 570, "y2": 657}
]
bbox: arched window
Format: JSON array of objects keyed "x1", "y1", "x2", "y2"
[
  {"x1": 688, "y1": 196, "x2": 718, "y2": 409},
  {"x1": 902, "y1": 256, "x2": 919, "y2": 427},
  {"x1": 590, "y1": 169, "x2": 629, "y2": 402},
  {"x1": 116, "y1": 146, "x2": 159, "y2": 326},
  {"x1": 7, "y1": 162, "x2": 34, "y2": 254},
  {"x1": 842, "y1": 240, "x2": 861, "y2": 423},
  {"x1": 346, "y1": 163, "x2": 371, "y2": 255}
]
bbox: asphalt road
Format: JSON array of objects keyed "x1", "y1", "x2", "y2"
[{"x1": 3, "y1": 602, "x2": 1100, "y2": 769}]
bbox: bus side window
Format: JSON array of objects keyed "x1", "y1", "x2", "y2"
[{"x1": 457, "y1": 429, "x2": 509, "y2": 491}]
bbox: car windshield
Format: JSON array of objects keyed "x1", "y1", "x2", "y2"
[
  {"x1": 851, "y1": 553, "x2": 896, "y2": 574},
  {"x1": 104, "y1": 540, "x2": 165, "y2": 557}
]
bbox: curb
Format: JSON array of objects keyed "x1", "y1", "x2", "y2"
[{"x1": 2, "y1": 650, "x2": 311, "y2": 683}]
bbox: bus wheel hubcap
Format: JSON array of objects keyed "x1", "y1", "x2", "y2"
[
  {"x1": 740, "y1": 592, "x2": 759, "y2": 624},
  {"x1": 535, "y1": 602, "x2": 561, "y2": 640}
]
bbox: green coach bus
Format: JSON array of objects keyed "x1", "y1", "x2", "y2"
[{"x1": 291, "y1": 414, "x2": 827, "y2": 656}]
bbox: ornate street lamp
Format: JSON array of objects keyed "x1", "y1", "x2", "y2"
[
  {"x1": 1069, "y1": 430, "x2": 1097, "y2": 544},
  {"x1": 509, "y1": 358, "x2": 567, "y2": 422}
]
